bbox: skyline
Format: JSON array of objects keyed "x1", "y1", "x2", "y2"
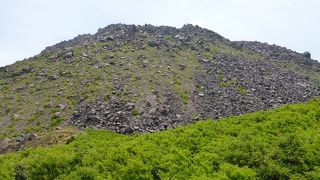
[{"x1": 1, "y1": 0, "x2": 319, "y2": 67}]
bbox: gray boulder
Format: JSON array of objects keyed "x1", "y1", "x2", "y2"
[
  {"x1": 303, "y1": 51, "x2": 311, "y2": 59},
  {"x1": 0, "y1": 138, "x2": 11, "y2": 149}
]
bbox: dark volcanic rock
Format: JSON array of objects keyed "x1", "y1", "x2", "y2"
[
  {"x1": 71, "y1": 90, "x2": 185, "y2": 133},
  {"x1": 303, "y1": 51, "x2": 311, "y2": 59}
]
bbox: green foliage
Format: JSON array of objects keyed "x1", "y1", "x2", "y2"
[
  {"x1": 27, "y1": 112, "x2": 44, "y2": 123},
  {"x1": 50, "y1": 107, "x2": 60, "y2": 114},
  {"x1": 1, "y1": 99, "x2": 320, "y2": 179},
  {"x1": 236, "y1": 86, "x2": 248, "y2": 95},
  {"x1": 219, "y1": 80, "x2": 236, "y2": 88},
  {"x1": 172, "y1": 77, "x2": 191, "y2": 105},
  {"x1": 217, "y1": 69, "x2": 223, "y2": 81},
  {"x1": 50, "y1": 116, "x2": 64, "y2": 128},
  {"x1": 131, "y1": 108, "x2": 140, "y2": 116},
  {"x1": 218, "y1": 163, "x2": 257, "y2": 179},
  {"x1": 179, "y1": 90, "x2": 189, "y2": 104}
]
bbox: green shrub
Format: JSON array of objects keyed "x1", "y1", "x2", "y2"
[
  {"x1": 236, "y1": 86, "x2": 248, "y2": 95},
  {"x1": 131, "y1": 108, "x2": 140, "y2": 116},
  {"x1": 1, "y1": 99, "x2": 320, "y2": 179}
]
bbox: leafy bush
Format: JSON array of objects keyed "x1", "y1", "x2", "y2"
[
  {"x1": 1, "y1": 99, "x2": 320, "y2": 179},
  {"x1": 131, "y1": 108, "x2": 140, "y2": 116}
]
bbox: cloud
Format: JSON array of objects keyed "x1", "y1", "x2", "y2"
[{"x1": 0, "y1": 0, "x2": 319, "y2": 67}]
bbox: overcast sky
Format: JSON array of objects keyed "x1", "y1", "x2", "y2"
[{"x1": 0, "y1": 0, "x2": 319, "y2": 67}]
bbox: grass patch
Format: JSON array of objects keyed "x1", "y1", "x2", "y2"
[
  {"x1": 131, "y1": 108, "x2": 140, "y2": 116},
  {"x1": 179, "y1": 90, "x2": 189, "y2": 104},
  {"x1": 218, "y1": 80, "x2": 236, "y2": 87},
  {"x1": 236, "y1": 86, "x2": 248, "y2": 95},
  {"x1": 50, "y1": 116, "x2": 64, "y2": 128},
  {"x1": 217, "y1": 69, "x2": 236, "y2": 87}
]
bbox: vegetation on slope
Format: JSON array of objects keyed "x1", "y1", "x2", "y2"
[
  {"x1": 1, "y1": 24, "x2": 319, "y2": 139},
  {"x1": 1, "y1": 99, "x2": 320, "y2": 179},
  {"x1": 0, "y1": 36, "x2": 256, "y2": 138}
]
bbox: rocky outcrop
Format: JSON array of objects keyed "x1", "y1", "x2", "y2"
[
  {"x1": 194, "y1": 54, "x2": 319, "y2": 118},
  {"x1": 41, "y1": 34, "x2": 92, "y2": 54},
  {"x1": 231, "y1": 41, "x2": 319, "y2": 70},
  {"x1": 1, "y1": 23, "x2": 319, "y2": 140},
  {"x1": 71, "y1": 52, "x2": 320, "y2": 133},
  {"x1": 65, "y1": 24, "x2": 320, "y2": 133},
  {"x1": 71, "y1": 90, "x2": 186, "y2": 133},
  {"x1": 304, "y1": 51, "x2": 311, "y2": 59},
  {"x1": 0, "y1": 133, "x2": 38, "y2": 154}
]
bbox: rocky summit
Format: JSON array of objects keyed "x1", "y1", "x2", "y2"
[{"x1": 0, "y1": 24, "x2": 319, "y2": 146}]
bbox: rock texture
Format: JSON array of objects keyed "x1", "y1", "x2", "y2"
[
  {"x1": 194, "y1": 54, "x2": 319, "y2": 119},
  {"x1": 63, "y1": 24, "x2": 320, "y2": 133},
  {"x1": 0, "y1": 23, "x2": 319, "y2": 139},
  {"x1": 71, "y1": 91, "x2": 184, "y2": 133}
]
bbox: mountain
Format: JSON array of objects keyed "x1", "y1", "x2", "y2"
[{"x1": 0, "y1": 23, "x2": 319, "y2": 148}]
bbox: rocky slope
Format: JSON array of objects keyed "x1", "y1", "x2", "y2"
[{"x1": 0, "y1": 24, "x2": 319, "y2": 147}]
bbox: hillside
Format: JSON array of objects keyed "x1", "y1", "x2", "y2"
[
  {"x1": 0, "y1": 24, "x2": 320, "y2": 150},
  {"x1": 1, "y1": 99, "x2": 320, "y2": 179}
]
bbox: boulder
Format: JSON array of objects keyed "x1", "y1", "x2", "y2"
[
  {"x1": 58, "y1": 104, "x2": 66, "y2": 111},
  {"x1": 120, "y1": 127, "x2": 134, "y2": 134},
  {"x1": 0, "y1": 138, "x2": 11, "y2": 149},
  {"x1": 28, "y1": 133, "x2": 38, "y2": 140},
  {"x1": 179, "y1": 64, "x2": 186, "y2": 70},
  {"x1": 142, "y1": 60, "x2": 149, "y2": 68},
  {"x1": 303, "y1": 51, "x2": 311, "y2": 59},
  {"x1": 63, "y1": 51, "x2": 74, "y2": 59},
  {"x1": 16, "y1": 134, "x2": 26, "y2": 142},
  {"x1": 125, "y1": 102, "x2": 135, "y2": 110},
  {"x1": 54, "y1": 112, "x2": 62, "y2": 117},
  {"x1": 48, "y1": 75, "x2": 59, "y2": 80}
]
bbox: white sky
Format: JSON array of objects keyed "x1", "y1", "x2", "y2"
[{"x1": 0, "y1": 0, "x2": 319, "y2": 67}]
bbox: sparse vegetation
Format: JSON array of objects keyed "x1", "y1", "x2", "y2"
[
  {"x1": 219, "y1": 79, "x2": 236, "y2": 87},
  {"x1": 179, "y1": 90, "x2": 189, "y2": 104},
  {"x1": 0, "y1": 24, "x2": 318, "y2": 138},
  {"x1": 131, "y1": 108, "x2": 140, "y2": 116},
  {"x1": 217, "y1": 69, "x2": 237, "y2": 87},
  {"x1": 236, "y1": 86, "x2": 248, "y2": 95}
]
